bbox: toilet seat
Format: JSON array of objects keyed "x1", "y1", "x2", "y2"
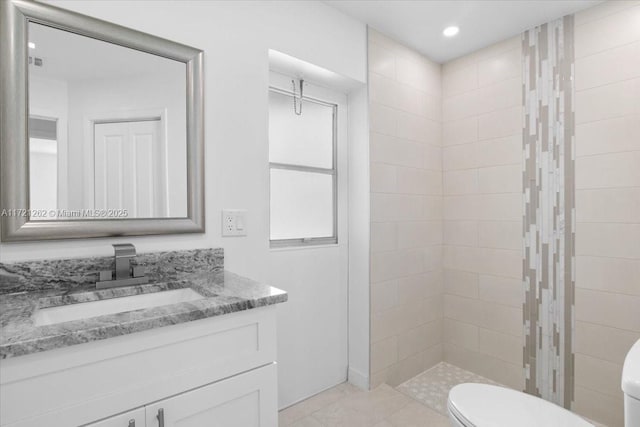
[{"x1": 447, "y1": 383, "x2": 593, "y2": 427}]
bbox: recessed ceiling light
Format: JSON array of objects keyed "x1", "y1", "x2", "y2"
[
  {"x1": 28, "y1": 42, "x2": 36, "y2": 49},
  {"x1": 443, "y1": 26, "x2": 459, "y2": 37}
]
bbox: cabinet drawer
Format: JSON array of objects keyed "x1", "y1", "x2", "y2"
[
  {"x1": 1, "y1": 306, "x2": 277, "y2": 427},
  {"x1": 146, "y1": 364, "x2": 277, "y2": 427},
  {"x1": 85, "y1": 408, "x2": 145, "y2": 427}
]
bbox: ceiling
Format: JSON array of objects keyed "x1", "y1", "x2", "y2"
[
  {"x1": 325, "y1": 0, "x2": 603, "y2": 63},
  {"x1": 29, "y1": 22, "x2": 183, "y2": 82}
]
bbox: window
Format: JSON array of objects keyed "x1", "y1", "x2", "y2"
[{"x1": 268, "y1": 87, "x2": 337, "y2": 247}]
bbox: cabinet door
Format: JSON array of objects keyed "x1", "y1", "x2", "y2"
[
  {"x1": 145, "y1": 363, "x2": 277, "y2": 427},
  {"x1": 85, "y1": 407, "x2": 145, "y2": 427}
]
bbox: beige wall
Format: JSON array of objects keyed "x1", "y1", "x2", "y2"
[
  {"x1": 440, "y1": 37, "x2": 524, "y2": 390},
  {"x1": 368, "y1": 29, "x2": 443, "y2": 387},
  {"x1": 572, "y1": 2, "x2": 640, "y2": 426}
]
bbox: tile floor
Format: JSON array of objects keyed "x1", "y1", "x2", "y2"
[
  {"x1": 278, "y1": 382, "x2": 450, "y2": 427},
  {"x1": 279, "y1": 362, "x2": 607, "y2": 427}
]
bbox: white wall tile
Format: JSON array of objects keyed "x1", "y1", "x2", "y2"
[
  {"x1": 444, "y1": 268, "x2": 479, "y2": 298},
  {"x1": 370, "y1": 132, "x2": 425, "y2": 168},
  {"x1": 575, "y1": 4, "x2": 640, "y2": 58},
  {"x1": 370, "y1": 103, "x2": 397, "y2": 136},
  {"x1": 476, "y1": 78, "x2": 521, "y2": 114},
  {"x1": 397, "y1": 167, "x2": 429, "y2": 195},
  {"x1": 444, "y1": 318, "x2": 479, "y2": 350},
  {"x1": 423, "y1": 144, "x2": 443, "y2": 171},
  {"x1": 398, "y1": 221, "x2": 442, "y2": 249},
  {"x1": 478, "y1": 164, "x2": 521, "y2": 193},
  {"x1": 575, "y1": 353, "x2": 623, "y2": 398},
  {"x1": 444, "y1": 169, "x2": 479, "y2": 195},
  {"x1": 444, "y1": 221, "x2": 479, "y2": 246},
  {"x1": 480, "y1": 301, "x2": 523, "y2": 337},
  {"x1": 576, "y1": 188, "x2": 640, "y2": 223},
  {"x1": 370, "y1": 72, "x2": 399, "y2": 107},
  {"x1": 371, "y1": 335, "x2": 398, "y2": 373},
  {"x1": 396, "y1": 112, "x2": 439, "y2": 144},
  {"x1": 478, "y1": 48, "x2": 521, "y2": 87},
  {"x1": 371, "y1": 163, "x2": 397, "y2": 193},
  {"x1": 576, "y1": 222, "x2": 640, "y2": 259},
  {"x1": 576, "y1": 255, "x2": 640, "y2": 296},
  {"x1": 576, "y1": 151, "x2": 640, "y2": 189},
  {"x1": 369, "y1": 41, "x2": 396, "y2": 79},
  {"x1": 371, "y1": 222, "x2": 397, "y2": 253},
  {"x1": 478, "y1": 274, "x2": 523, "y2": 308},
  {"x1": 372, "y1": 280, "x2": 398, "y2": 313},
  {"x1": 443, "y1": 245, "x2": 480, "y2": 272},
  {"x1": 575, "y1": 78, "x2": 639, "y2": 124},
  {"x1": 444, "y1": 196, "x2": 480, "y2": 220},
  {"x1": 443, "y1": 143, "x2": 478, "y2": 170},
  {"x1": 477, "y1": 134, "x2": 521, "y2": 167},
  {"x1": 478, "y1": 106, "x2": 522, "y2": 140},
  {"x1": 444, "y1": 294, "x2": 483, "y2": 325},
  {"x1": 443, "y1": 90, "x2": 480, "y2": 122},
  {"x1": 443, "y1": 117, "x2": 478, "y2": 146},
  {"x1": 576, "y1": 114, "x2": 640, "y2": 156},
  {"x1": 478, "y1": 220, "x2": 521, "y2": 250},
  {"x1": 576, "y1": 41, "x2": 640, "y2": 90},
  {"x1": 396, "y1": 56, "x2": 440, "y2": 95},
  {"x1": 575, "y1": 288, "x2": 640, "y2": 331},
  {"x1": 576, "y1": 321, "x2": 640, "y2": 364},
  {"x1": 371, "y1": 193, "x2": 425, "y2": 222},
  {"x1": 476, "y1": 193, "x2": 521, "y2": 221},
  {"x1": 574, "y1": 385, "x2": 625, "y2": 427},
  {"x1": 476, "y1": 248, "x2": 521, "y2": 279},
  {"x1": 443, "y1": 63, "x2": 478, "y2": 97},
  {"x1": 478, "y1": 328, "x2": 522, "y2": 364}
]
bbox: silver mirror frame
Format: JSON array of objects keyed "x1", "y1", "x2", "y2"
[{"x1": 0, "y1": 0, "x2": 205, "y2": 241}]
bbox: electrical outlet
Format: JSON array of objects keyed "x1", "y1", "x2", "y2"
[{"x1": 222, "y1": 209, "x2": 247, "y2": 237}]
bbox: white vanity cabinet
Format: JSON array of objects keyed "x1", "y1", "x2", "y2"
[{"x1": 0, "y1": 306, "x2": 279, "y2": 427}]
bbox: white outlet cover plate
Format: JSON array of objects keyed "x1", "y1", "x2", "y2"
[{"x1": 222, "y1": 209, "x2": 247, "y2": 237}]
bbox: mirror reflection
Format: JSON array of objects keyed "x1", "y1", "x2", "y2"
[{"x1": 28, "y1": 22, "x2": 188, "y2": 220}]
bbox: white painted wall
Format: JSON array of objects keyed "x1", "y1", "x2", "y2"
[
  {"x1": 28, "y1": 75, "x2": 69, "y2": 210},
  {"x1": 1, "y1": 0, "x2": 369, "y2": 408}
]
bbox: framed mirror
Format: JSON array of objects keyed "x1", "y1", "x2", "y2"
[{"x1": 0, "y1": 0, "x2": 204, "y2": 241}]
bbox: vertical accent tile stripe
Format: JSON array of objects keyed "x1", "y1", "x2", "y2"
[{"x1": 522, "y1": 15, "x2": 575, "y2": 409}]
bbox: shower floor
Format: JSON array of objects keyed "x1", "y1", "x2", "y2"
[
  {"x1": 396, "y1": 362, "x2": 607, "y2": 426},
  {"x1": 396, "y1": 362, "x2": 501, "y2": 416}
]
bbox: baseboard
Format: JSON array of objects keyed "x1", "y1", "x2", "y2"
[{"x1": 347, "y1": 367, "x2": 369, "y2": 390}]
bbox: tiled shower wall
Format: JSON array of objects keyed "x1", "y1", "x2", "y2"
[
  {"x1": 368, "y1": 29, "x2": 443, "y2": 387},
  {"x1": 572, "y1": 2, "x2": 640, "y2": 426},
  {"x1": 440, "y1": 37, "x2": 524, "y2": 390}
]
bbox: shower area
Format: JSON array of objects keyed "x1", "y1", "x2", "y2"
[{"x1": 368, "y1": 2, "x2": 640, "y2": 426}]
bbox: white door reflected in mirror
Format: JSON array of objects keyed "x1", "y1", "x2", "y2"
[{"x1": 27, "y1": 22, "x2": 188, "y2": 220}]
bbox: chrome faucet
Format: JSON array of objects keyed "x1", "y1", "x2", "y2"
[{"x1": 96, "y1": 244, "x2": 149, "y2": 289}]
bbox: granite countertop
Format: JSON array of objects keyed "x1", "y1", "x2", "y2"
[{"x1": 0, "y1": 269, "x2": 287, "y2": 359}]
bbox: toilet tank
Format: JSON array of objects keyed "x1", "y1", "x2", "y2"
[{"x1": 623, "y1": 339, "x2": 640, "y2": 427}]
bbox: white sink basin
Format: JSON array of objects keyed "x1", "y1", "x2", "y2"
[{"x1": 33, "y1": 288, "x2": 203, "y2": 326}]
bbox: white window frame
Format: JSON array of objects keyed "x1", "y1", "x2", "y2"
[{"x1": 268, "y1": 85, "x2": 339, "y2": 248}]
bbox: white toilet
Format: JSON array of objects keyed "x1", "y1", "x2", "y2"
[
  {"x1": 447, "y1": 338, "x2": 640, "y2": 427},
  {"x1": 622, "y1": 339, "x2": 640, "y2": 427},
  {"x1": 447, "y1": 383, "x2": 592, "y2": 426}
]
